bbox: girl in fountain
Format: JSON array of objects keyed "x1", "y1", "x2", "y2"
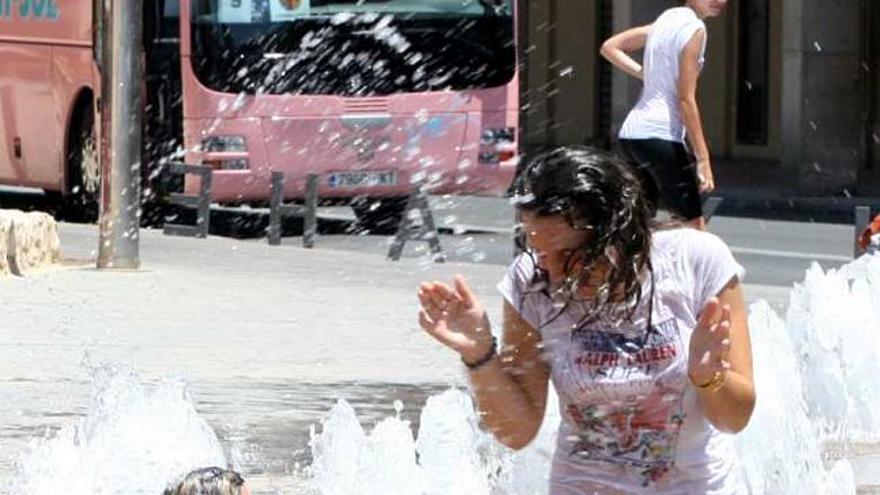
[
  {"x1": 601, "y1": 0, "x2": 728, "y2": 230},
  {"x1": 417, "y1": 146, "x2": 755, "y2": 494},
  {"x1": 163, "y1": 467, "x2": 250, "y2": 495}
]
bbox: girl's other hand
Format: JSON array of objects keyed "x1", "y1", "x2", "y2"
[
  {"x1": 688, "y1": 297, "x2": 730, "y2": 387},
  {"x1": 697, "y1": 158, "x2": 715, "y2": 193}
]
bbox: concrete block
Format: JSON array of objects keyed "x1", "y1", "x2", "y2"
[{"x1": 0, "y1": 210, "x2": 61, "y2": 276}]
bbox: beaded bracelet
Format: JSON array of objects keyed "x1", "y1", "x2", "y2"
[{"x1": 462, "y1": 336, "x2": 498, "y2": 370}]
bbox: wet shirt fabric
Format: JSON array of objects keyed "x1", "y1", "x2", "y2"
[
  {"x1": 498, "y1": 228, "x2": 747, "y2": 494},
  {"x1": 618, "y1": 7, "x2": 707, "y2": 143}
]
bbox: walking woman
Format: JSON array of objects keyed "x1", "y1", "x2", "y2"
[
  {"x1": 418, "y1": 146, "x2": 754, "y2": 494},
  {"x1": 601, "y1": 0, "x2": 728, "y2": 230}
]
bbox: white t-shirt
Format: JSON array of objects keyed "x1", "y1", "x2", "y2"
[
  {"x1": 498, "y1": 228, "x2": 747, "y2": 494},
  {"x1": 618, "y1": 7, "x2": 707, "y2": 143}
]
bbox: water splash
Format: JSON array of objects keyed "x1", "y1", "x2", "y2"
[
  {"x1": 308, "y1": 389, "x2": 558, "y2": 495},
  {"x1": 308, "y1": 397, "x2": 422, "y2": 495},
  {"x1": 735, "y1": 301, "x2": 850, "y2": 494},
  {"x1": 785, "y1": 254, "x2": 880, "y2": 440},
  {"x1": 734, "y1": 254, "x2": 880, "y2": 494},
  {"x1": 11, "y1": 364, "x2": 226, "y2": 495}
]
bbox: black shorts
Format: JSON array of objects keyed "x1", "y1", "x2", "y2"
[{"x1": 618, "y1": 138, "x2": 703, "y2": 221}]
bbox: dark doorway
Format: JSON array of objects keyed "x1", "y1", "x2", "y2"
[
  {"x1": 735, "y1": 0, "x2": 769, "y2": 146},
  {"x1": 594, "y1": 0, "x2": 614, "y2": 149}
]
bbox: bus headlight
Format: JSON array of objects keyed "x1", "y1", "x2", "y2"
[
  {"x1": 200, "y1": 135, "x2": 249, "y2": 170},
  {"x1": 200, "y1": 135, "x2": 246, "y2": 153},
  {"x1": 479, "y1": 127, "x2": 516, "y2": 163},
  {"x1": 480, "y1": 127, "x2": 515, "y2": 146}
]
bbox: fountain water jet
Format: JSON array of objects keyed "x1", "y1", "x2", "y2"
[{"x1": 11, "y1": 364, "x2": 226, "y2": 495}]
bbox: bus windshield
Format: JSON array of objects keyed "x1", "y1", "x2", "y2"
[{"x1": 190, "y1": 0, "x2": 516, "y2": 97}]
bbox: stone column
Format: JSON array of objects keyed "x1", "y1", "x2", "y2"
[{"x1": 781, "y1": 0, "x2": 861, "y2": 195}]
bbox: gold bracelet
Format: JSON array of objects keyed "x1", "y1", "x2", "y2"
[{"x1": 694, "y1": 370, "x2": 726, "y2": 393}]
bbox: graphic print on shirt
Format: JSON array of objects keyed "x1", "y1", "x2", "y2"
[{"x1": 563, "y1": 317, "x2": 688, "y2": 485}]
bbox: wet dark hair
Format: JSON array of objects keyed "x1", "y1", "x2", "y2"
[
  {"x1": 162, "y1": 467, "x2": 245, "y2": 495},
  {"x1": 512, "y1": 145, "x2": 653, "y2": 323}
]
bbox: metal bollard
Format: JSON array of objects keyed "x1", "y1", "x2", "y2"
[
  {"x1": 855, "y1": 205, "x2": 872, "y2": 258},
  {"x1": 387, "y1": 186, "x2": 444, "y2": 262},
  {"x1": 268, "y1": 172, "x2": 284, "y2": 246},
  {"x1": 703, "y1": 196, "x2": 723, "y2": 223},
  {"x1": 268, "y1": 171, "x2": 318, "y2": 248},
  {"x1": 304, "y1": 173, "x2": 318, "y2": 248},
  {"x1": 163, "y1": 163, "x2": 213, "y2": 238}
]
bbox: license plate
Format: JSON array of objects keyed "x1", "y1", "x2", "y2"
[{"x1": 327, "y1": 170, "x2": 398, "y2": 188}]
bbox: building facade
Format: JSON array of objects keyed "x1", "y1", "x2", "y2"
[{"x1": 520, "y1": 0, "x2": 880, "y2": 197}]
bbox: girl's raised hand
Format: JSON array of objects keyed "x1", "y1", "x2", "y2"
[{"x1": 417, "y1": 275, "x2": 494, "y2": 363}]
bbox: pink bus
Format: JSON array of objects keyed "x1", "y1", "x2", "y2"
[
  {"x1": 1, "y1": 0, "x2": 518, "y2": 229},
  {"x1": 0, "y1": 0, "x2": 99, "y2": 219}
]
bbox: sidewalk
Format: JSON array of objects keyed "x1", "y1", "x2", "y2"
[
  {"x1": 5, "y1": 223, "x2": 792, "y2": 385},
  {"x1": 9, "y1": 223, "x2": 502, "y2": 385}
]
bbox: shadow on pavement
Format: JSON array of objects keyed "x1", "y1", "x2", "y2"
[
  {"x1": 167, "y1": 205, "x2": 357, "y2": 239},
  {"x1": 0, "y1": 189, "x2": 61, "y2": 216}
]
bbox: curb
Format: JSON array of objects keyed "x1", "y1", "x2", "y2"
[{"x1": 713, "y1": 189, "x2": 880, "y2": 224}]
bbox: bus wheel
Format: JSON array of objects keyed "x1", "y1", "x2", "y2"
[
  {"x1": 351, "y1": 197, "x2": 408, "y2": 235},
  {"x1": 63, "y1": 106, "x2": 100, "y2": 223}
]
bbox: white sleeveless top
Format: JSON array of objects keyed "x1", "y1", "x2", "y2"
[
  {"x1": 618, "y1": 7, "x2": 707, "y2": 143},
  {"x1": 498, "y1": 229, "x2": 747, "y2": 494}
]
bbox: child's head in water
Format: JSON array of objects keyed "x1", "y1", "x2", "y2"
[
  {"x1": 162, "y1": 467, "x2": 249, "y2": 495},
  {"x1": 511, "y1": 145, "x2": 653, "y2": 321}
]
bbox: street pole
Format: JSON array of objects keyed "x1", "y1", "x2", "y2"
[{"x1": 97, "y1": 0, "x2": 142, "y2": 269}]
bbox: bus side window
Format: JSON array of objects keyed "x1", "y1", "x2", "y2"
[
  {"x1": 162, "y1": 0, "x2": 180, "y2": 38},
  {"x1": 164, "y1": 0, "x2": 180, "y2": 19}
]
